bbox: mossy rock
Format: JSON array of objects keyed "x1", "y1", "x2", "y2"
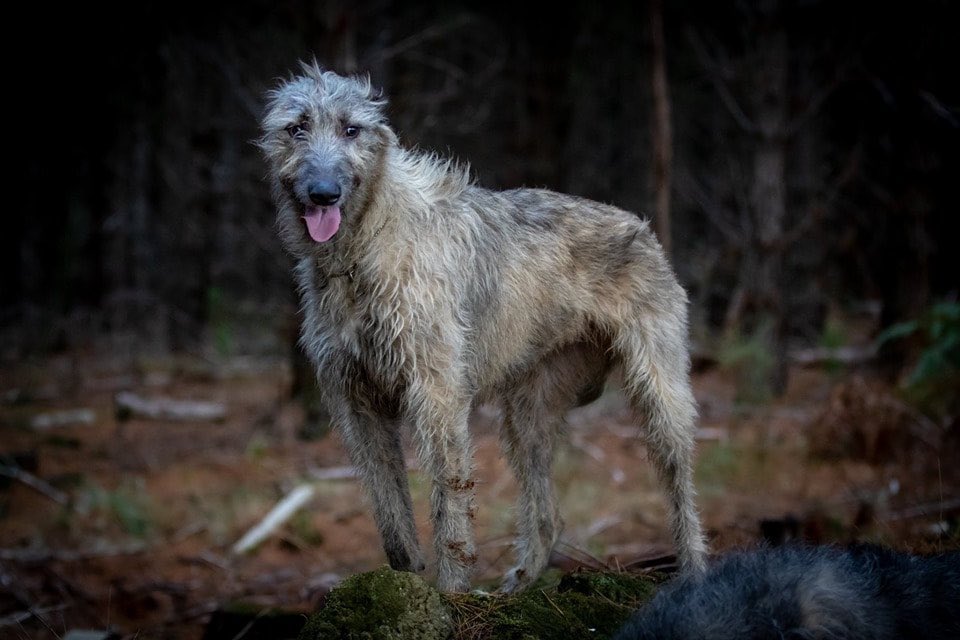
[
  {"x1": 298, "y1": 566, "x2": 453, "y2": 640},
  {"x1": 300, "y1": 566, "x2": 660, "y2": 640}
]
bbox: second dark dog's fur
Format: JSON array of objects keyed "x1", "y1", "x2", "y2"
[
  {"x1": 260, "y1": 63, "x2": 707, "y2": 592},
  {"x1": 615, "y1": 545, "x2": 960, "y2": 640}
]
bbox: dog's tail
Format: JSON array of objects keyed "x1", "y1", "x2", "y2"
[{"x1": 615, "y1": 298, "x2": 707, "y2": 573}]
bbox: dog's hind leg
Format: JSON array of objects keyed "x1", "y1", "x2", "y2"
[
  {"x1": 499, "y1": 343, "x2": 612, "y2": 592},
  {"x1": 335, "y1": 403, "x2": 425, "y2": 573},
  {"x1": 616, "y1": 311, "x2": 708, "y2": 574},
  {"x1": 499, "y1": 391, "x2": 562, "y2": 593}
]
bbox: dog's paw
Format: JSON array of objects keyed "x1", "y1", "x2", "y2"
[
  {"x1": 412, "y1": 556, "x2": 427, "y2": 573},
  {"x1": 436, "y1": 574, "x2": 472, "y2": 593},
  {"x1": 498, "y1": 566, "x2": 531, "y2": 594},
  {"x1": 386, "y1": 547, "x2": 426, "y2": 574}
]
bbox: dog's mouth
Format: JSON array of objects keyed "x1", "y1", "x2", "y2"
[{"x1": 302, "y1": 205, "x2": 341, "y2": 242}]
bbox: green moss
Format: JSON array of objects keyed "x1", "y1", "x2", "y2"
[
  {"x1": 298, "y1": 566, "x2": 453, "y2": 640},
  {"x1": 448, "y1": 569, "x2": 659, "y2": 640},
  {"x1": 300, "y1": 566, "x2": 660, "y2": 640},
  {"x1": 556, "y1": 569, "x2": 659, "y2": 636},
  {"x1": 557, "y1": 568, "x2": 659, "y2": 604},
  {"x1": 493, "y1": 590, "x2": 590, "y2": 639}
]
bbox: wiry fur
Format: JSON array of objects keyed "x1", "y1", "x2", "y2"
[
  {"x1": 259, "y1": 63, "x2": 707, "y2": 592},
  {"x1": 614, "y1": 545, "x2": 960, "y2": 640}
]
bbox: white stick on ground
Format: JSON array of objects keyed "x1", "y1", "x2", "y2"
[
  {"x1": 789, "y1": 345, "x2": 877, "y2": 366},
  {"x1": 115, "y1": 391, "x2": 226, "y2": 422},
  {"x1": 231, "y1": 484, "x2": 316, "y2": 555},
  {"x1": 30, "y1": 409, "x2": 96, "y2": 430}
]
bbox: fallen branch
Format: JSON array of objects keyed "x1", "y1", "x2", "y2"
[
  {"x1": 232, "y1": 484, "x2": 316, "y2": 555},
  {"x1": 30, "y1": 409, "x2": 96, "y2": 430},
  {"x1": 0, "y1": 542, "x2": 146, "y2": 563},
  {"x1": 789, "y1": 345, "x2": 877, "y2": 366},
  {"x1": 0, "y1": 605, "x2": 70, "y2": 629},
  {"x1": 621, "y1": 552, "x2": 679, "y2": 574},
  {"x1": 115, "y1": 391, "x2": 226, "y2": 422},
  {"x1": 885, "y1": 498, "x2": 960, "y2": 522},
  {"x1": 575, "y1": 515, "x2": 622, "y2": 541},
  {"x1": 0, "y1": 464, "x2": 71, "y2": 507},
  {"x1": 549, "y1": 541, "x2": 607, "y2": 572}
]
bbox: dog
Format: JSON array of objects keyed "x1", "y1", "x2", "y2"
[
  {"x1": 259, "y1": 62, "x2": 707, "y2": 592},
  {"x1": 614, "y1": 544, "x2": 960, "y2": 639}
]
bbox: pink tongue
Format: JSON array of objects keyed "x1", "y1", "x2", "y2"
[{"x1": 302, "y1": 205, "x2": 341, "y2": 242}]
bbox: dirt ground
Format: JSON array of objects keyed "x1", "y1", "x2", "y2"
[{"x1": 1, "y1": 350, "x2": 957, "y2": 639}]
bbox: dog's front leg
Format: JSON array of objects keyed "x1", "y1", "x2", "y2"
[
  {"x1": 408, "y1": 377, "x2": 476, "y2": 592},
  {"x1": 334, "y1": 402, "x2": 425, "y2": 573}
]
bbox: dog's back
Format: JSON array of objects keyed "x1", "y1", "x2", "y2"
[{"x1": 614, "y1": 545, "x2": 960, "y2": 640}]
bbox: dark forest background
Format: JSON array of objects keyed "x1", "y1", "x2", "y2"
[{"x1": 2, "y1": 0, "x2": 958, "y2": 388}]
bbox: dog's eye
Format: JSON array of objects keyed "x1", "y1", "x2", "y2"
[
  {"x1": 344, "y1": 125, "x2": 361, "y2": 138},
  {"x1": 286, "y1": 123, "x2": 307, "y2": 138}
]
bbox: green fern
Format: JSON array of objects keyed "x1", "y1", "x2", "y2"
[{"x1": 875, "y1": 301, "x2": 960, "y2": 416}]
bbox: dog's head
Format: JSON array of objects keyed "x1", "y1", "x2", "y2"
[{"x1": 259, "y1": 62, "x2": 395, "y2": 252}]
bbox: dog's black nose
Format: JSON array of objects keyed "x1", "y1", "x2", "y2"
[{"x1": 308, "y1": 180, "x2": 341, "y2": 206}]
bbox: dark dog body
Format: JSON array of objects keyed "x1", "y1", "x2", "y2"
[
  {"x1": 260, "y1": 64, "x2": 707, "y2": 591},
  {"x1": 615, "y1": 545, "x2": 960, "y2": 640}
]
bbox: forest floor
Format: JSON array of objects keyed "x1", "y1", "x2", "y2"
[{"x1": 1, "y1": 348, "x2": 957, "y2": 639}]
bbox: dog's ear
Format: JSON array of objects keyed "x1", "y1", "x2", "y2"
[
  {"x1": 364, "y1": 82, "x2": 395, "y2": 145},
  {"x1": 361, "y1": 74, "x2": 388, "y2": 111}
]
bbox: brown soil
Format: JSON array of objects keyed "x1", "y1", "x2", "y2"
[{"x1": 1, "y1": 352, "x2": 956, "y2": 639}]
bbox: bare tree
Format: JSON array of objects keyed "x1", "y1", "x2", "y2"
[
  {"x1": 686, "y1": 0, "x2": 836, "y2": 393},
  {"x1": 649, "y1": 0, "x2": 673, "y2": 257}
]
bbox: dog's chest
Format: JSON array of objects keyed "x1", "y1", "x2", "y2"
[{"x1": 314, "y1": 275, "x2": 409, "y2": 380}]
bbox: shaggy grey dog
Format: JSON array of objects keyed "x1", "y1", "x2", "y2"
[
  {"x1": 614, "y1": 545, "x2": 960, "y2": 640},
  {"x1": 259, "y1": 63, "x2": 707, "y2": 592}
]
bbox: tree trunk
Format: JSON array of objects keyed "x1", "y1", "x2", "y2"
[
  {"x1": 649, "y1": 0, "x2": 673, "y2": 257},
  {"x1": 748, "y1": 11, "x2": 790, "y2": 393}
]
